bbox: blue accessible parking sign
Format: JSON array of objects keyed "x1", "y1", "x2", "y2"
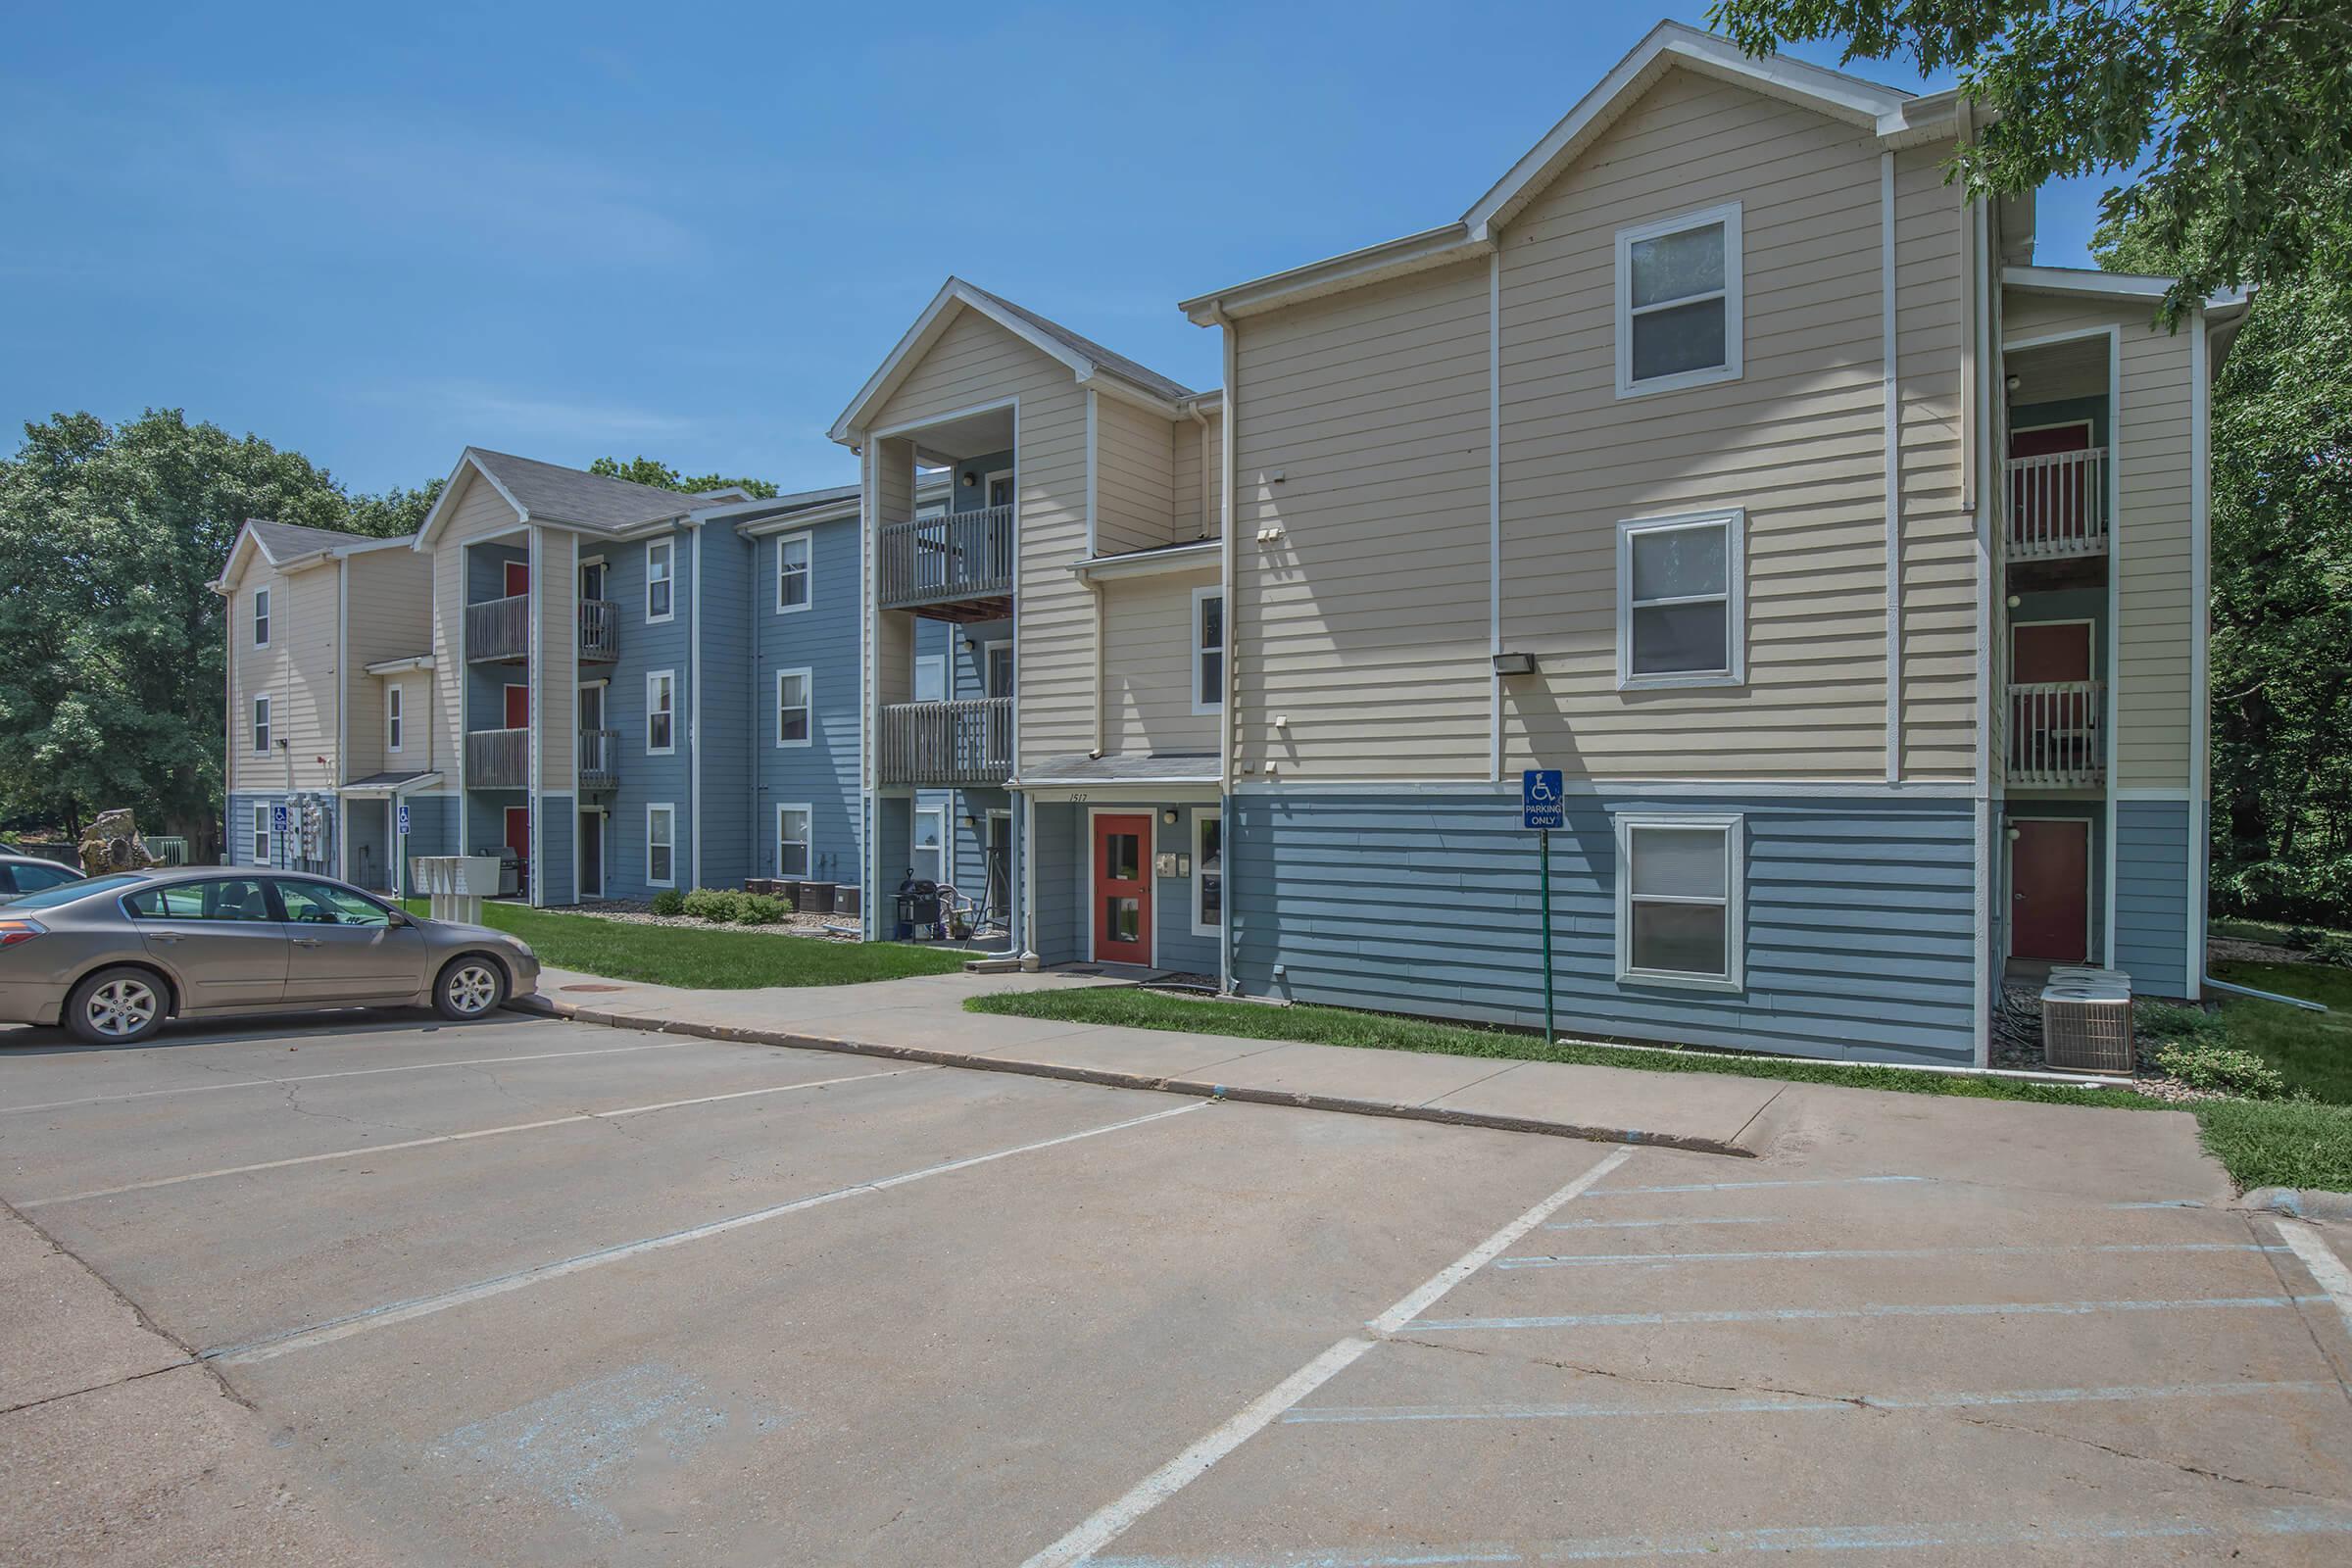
[{"x1": 1521, "y1": 769, "x2": 1564, "y2": 830}]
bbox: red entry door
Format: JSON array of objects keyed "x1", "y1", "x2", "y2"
[
  {"x1": 2013, "y1": 621, "x2": 2091, "y2": 683},
  {"x1": 1092, "y1": 813, "x2": 1152, "y2": 966},
  {"x1": 504, "y1": 561, "x2": 530, "y2": 597},
  {"x1": 2012, "y1": 819, "x2": 2089, "y2": 962},
  {"x1": 505, "y1": 684, "x2": 530, "y2": 728},
  {"x1": 504, "y1": 806, "x2": 531, "y2": 896}
]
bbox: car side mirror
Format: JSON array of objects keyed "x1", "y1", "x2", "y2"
[{"x1": 387, "y1": 909, "x2": 415, "y2": 928}]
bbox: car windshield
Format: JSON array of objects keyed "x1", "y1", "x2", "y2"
[{"x1": 7, "y1": 872, "x2": 139, "y2": 910}]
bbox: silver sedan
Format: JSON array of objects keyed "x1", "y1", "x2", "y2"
[{"x1": 0, "y1": 868, "x2": 540, "y2": 1045}]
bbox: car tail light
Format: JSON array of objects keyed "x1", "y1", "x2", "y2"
[{"x1": 0, "y1": 919, "x2": 43, "y2": 947}]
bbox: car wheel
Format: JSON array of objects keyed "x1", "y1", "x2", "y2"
[
  {"x1": 66, "y1": 966, "x2": 168, "y2": 1045},
  {"x1": 434, "y1": 955, "x2": 508, "y2": 1021}
]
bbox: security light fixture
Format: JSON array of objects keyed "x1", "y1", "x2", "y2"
[{"x1": 1493, "y1": 652, "x2": 1538, "y2": 676}]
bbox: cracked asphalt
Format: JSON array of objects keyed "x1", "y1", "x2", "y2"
[{"x1": 2, "y1": 1009, "x2": 2349, "y2": 1566}]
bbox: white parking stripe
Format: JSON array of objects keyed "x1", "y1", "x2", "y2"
[
  {"x1": 1494, "y1": 1243, "x2": 2285, "y2": 1270},
  {"x1": 1409, "y1": 1296, "x2": 2330, "y2": 1333},
  {"x1": 2276, "y1": 1220, "x2": 2352, "y2": 1336},
  {"x1": 1281, "y1": 1380, "x2": 2340, "y2": 1425},
  {"x1": 0, "y1": 1040, "x2": 697, "y2": 1116},
  {"x1": 21, "y1": 1065, "x2": 936, "y2": 1207},
  {"x1": 204, "y1": 1099, "x2": 1205, "y2": 1367},
  {"x1": 1015, "y1": 1146, "x2": 1634, "y2": 1568}
]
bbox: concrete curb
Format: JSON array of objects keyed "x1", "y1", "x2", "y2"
[
  {"x1": 2240, "y1": 1186, "x2": 2352, "y2": 1223},
  {"x1": 507, "y1": 995, "x2": 1757, "y2": 1159}
]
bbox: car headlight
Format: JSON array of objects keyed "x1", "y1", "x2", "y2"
[{"x1": 510, "y1": 940, "x2": 537, "y2": 961}]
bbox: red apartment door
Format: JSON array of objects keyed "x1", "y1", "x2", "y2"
[
  {"x1": 503, "y1": 806, "x2": 531, "y2": 898},
  {"x1": 2008, "y1": 421, "x2": 2094, "y2": 549},
  {"x1": 504, "y1": 684, "x2": 530, "y2": 729},
  {"x1": 1092, "y1": 813, "x2": 1152, "y2": 966},
  {"x1": 2013, "y1": 621, "x2": 2091, "y2": 684},
  {"x1": 504, "y1": 561, "x2": 530, "y2": 597},
  {"x1": 2012, "y1": 819, "x2": 2089, "y2": 962}
]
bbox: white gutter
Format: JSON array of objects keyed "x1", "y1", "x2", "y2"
[{"x1": 2204, "y1": 975, "x2": 2326, "y2": 1013}]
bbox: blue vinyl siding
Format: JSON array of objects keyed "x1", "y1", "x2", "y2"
[
  {"x1": 2114, "y1": 799, "x2": 2193, "y2": 997},
  {"x1": 538, "y1": 796, "x2": 574, "y2": 906},
  {"x1": 1230, "y1": 788, "x2": 1980, "y2": 1065},
  {"x1": 697, "y1": 526, "x2": 754, "y2": 890},
  {"x1": 754, "y1": 514, "x2": 862, "y2": 887},
  {"x1": 601, "y1": 531, "x2": 695, "y2": 899},
  {"x1": 344, "y1": 799, "x2": 394, "y2": 892},
  {"x1": 1030, "y1": 802, "x2": 1083, "y2": 964},
  {"x1": 1153, "y1": 806, "x2": 1218, "y2": 975},
  {"x1": 394, "y1": 795, "x2": 456, "y2": 891}
]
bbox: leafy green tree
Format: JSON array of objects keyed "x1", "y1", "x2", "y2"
[
  {"x1": 1710, "y1": 1, "x2": 2352, "y2": 320},
  {"x1": 0, "y1": 410, "x2": 351, "y2": 851},
  {"x1": 344, "y1": 477, "x2": 445, "y2": 538},
  {"x1": 590, "y1": 454, "x2": 778, "y2": 499}
]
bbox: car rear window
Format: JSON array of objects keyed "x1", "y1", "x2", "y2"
[{"x1": 7, "y1": 872, "x2": 140, "y2": 910}]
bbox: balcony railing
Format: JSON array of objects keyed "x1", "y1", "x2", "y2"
[
  {"x1": 466, "y1": 593, "x2": 530, "y2": 662},
  {"x1": 578, "y1": 728, "x2": 619, "y2": 790},
  {"x1": 466, "y1": 727, "x2": 529, "y2": 789},
  {"x1": 578, "y1": 599, "x2": 619, "y2": 662},
  {"x1": 878, "y1": 504, "x2": 1013, "y2": 612},
  {"x1": 2007, "y1": 447, "x2": 2107, "y2": 561},
  {"x1": 468, "y1": 594, "x2": 621, "y2": 662},
  {"x1": 879, "y1": 697, "x2": 1012, "y2": 786},
  {"x1": 2007, "y1": 681, "x2": 2104, "y2": 789}
]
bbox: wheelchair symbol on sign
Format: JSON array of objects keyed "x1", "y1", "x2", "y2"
[
  {"x1": 1527, "y1": 775, "x2": 1558, "y2": 804},
  {"x1": 1521, "y1": 769, "x2": 1566, "y2": 830}
]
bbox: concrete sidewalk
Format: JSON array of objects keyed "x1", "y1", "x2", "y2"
[{"x1": 512, "y1": 967, "x2": 2231, "y2": 1195}]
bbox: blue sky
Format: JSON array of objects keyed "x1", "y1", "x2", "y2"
[{"x1": 2, "y1": 2, "x2": 2118, "y2": 498}]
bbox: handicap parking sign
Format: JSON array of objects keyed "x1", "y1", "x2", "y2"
[
  {"x1": 1521, "y1": 769, "x2": 1565, "y2": 830},
  {"x1": 270, "y1": 804, "x2": 291, "y2": 833},
  {"x1": 397, "y1": 804, "x2": 412, "y2": 835}
]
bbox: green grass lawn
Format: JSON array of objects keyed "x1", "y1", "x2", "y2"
[
  {"x1": 405, "y1": 901, "x2": 968, "y2": 989},
  {"x1": 967, "y1": 987, "x2": 2352, "y2": 1194},
  {"x1": 2210, "y1": 958, "x2": 2352, "y2": 1105},
  {"x1": 2209, "y1": 915, "x2": 2352, "y2": 948}
]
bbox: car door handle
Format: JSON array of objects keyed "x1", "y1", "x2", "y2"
[
  {"x1": 151, "y1": 933, "x2": 180, "y2": 944},
  {"x1": 290, "y1": 937, "x2": 320, "y2": 948}
]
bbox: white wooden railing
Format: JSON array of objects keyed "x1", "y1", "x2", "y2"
[
  {"x1": 2006, "y1": 447, "x2": 2107, "y2": 560},
  {"x1": 878, "y1": 505, "x2": 1014, "y2": 609},
  {"x1": 2007, "y1": 680, "x2": 2104, "y2": 788},
  {"x1": 879, "y1": 698, "x2": 1012, "y2": 786}
]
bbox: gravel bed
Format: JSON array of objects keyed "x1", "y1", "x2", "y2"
[
  {"x1": 1988, "y1": 983, "x2": 2225, "y2": 1099},
  {"x1": 571, "y1": 900, "x2": 861, "y2": 942}
]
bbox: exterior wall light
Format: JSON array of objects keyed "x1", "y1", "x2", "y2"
[{"x1": 1493, "y1": 652, "x2": 1538, "y2": 676}]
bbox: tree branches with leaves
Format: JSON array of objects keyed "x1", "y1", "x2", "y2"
[
  {"x1": 590, "y1": 455, "x2": 778, "y2": 499},
  {"x1": 1710, "y1": 1, "x2": 2352, "y2": 321}
]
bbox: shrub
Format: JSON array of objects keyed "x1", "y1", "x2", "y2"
[
  {"x1": 737, "y1": 894, "x2": 787, "y2": 925},
  {"x1": 650, "y1": 889, "x2": 686, "y2": 917},
  {"x1": 2155, "y1": 1040, "x2": 2288, "y2": 1100},
  {"x1": 2309, "y1": 932, "x2": 2352, "y2": 968},
  {"x1": 681, "y1": 887, "x2": 745, "y2": 923},
  {"x1": 2135, "y1": 1000, "x2": 2226, "y2": 1043}
]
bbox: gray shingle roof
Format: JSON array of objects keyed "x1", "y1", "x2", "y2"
[
  {"x1": 246, "y1": 517, "x2": 388, "y2": 562},
  {"x1": 956, "y1": 280, "x2": 1196, "y2": 403},
  {"x1": 466, "y1": 449, "x2": 704, "y2": 532}
]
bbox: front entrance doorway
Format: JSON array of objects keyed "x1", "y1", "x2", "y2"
[
  {"x1": 1091, "y1": 812, "x2": 1152, "y2": 966},
  {"x1": 579, "y1": 809, "x2": 604, "y2": 899},
  {"x1": 504, "y1": 806, "x2": 530, "y2": 901},
  {"x1": 2011, "y1": 818, "x2": 2090, "y2": 962}
]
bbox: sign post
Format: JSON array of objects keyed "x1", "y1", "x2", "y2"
[
  {"x1": 396, "y1": 803, "x2": 412, "y2": 901},
  {"x1": 270, "y1": 803, "x2": 291, "y2": 871},
  {"x1": 1521, "y1": 770, "x2": 1564, "y2": 1043}
]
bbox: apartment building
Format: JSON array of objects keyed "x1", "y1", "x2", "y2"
[
  {"x1": 222, "y1": 451, "x2": 871, "y2": 906},
  {"x1": 836, "y1": 280, "x2": 1227, "y2": 967},
  {"x1": 218, "y1": 518, "x2": 436, "y2": 889},
  {"x1": 849, "y1": 22, "x2": 2236, "y2": 1067}
]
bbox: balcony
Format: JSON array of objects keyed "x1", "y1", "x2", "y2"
[
  {"x1": 2006, "y1": 447, "x2": 2107, "y2": 562},
  {"x1": 879, "y1": 697, "x2": 1012, "y2": 786},
  {"x1": 2007, "y1": 681, "x2": 2104, "y2": 789},
  {"x1": 877, "y1": 505, "x2": 1013, "y2": 620},
  {"x1": 466, "y1": 727, "x2": 528, "y2": 789},
  {"x1": 466, "y1": 594, "x2": 621, "y2": 663},
  {"x1": 578, "y1": 728, "x2": 619, "y2": 791}
]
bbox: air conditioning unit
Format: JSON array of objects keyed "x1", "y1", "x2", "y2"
[{"x1": 2040, "y1": 966, "x2": 2133, "y2": 1074}]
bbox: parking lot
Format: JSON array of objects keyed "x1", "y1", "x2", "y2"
[{"x1": 3, "y1": 1008, "x2": 2350, "y2": 1566}]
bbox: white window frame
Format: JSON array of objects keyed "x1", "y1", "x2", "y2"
[
  {"x1": 913, "y1": 653, "x2": 948, "y2": 705},
  {"x1": 775, "y1": 531, "x2": 811, "y2": 614},
  {"x1": 983, "y1": 640, "x2": 1014, "y2": 699},
  {"x1": 774, "y1": 666, "x2": 812, "y2": 749},
  {"x1": 1616, "y1": 509, "x2": 1745, "y2": 691},
  {"x1": 775, "y1": 802, "x2": 812, "y2": 879},
  {"x1": 1614, "y1": 201, "x2": 1742, "y2": 399},
  {"x1": 912, "y1": 805, "x2": 947, "y2": 884},
  {"x1": 1614, "y1": 811, "x2": 1744, "y2": 993},
  {"x1": 252, "y1": 586, "x2": 271, "y2": 648},
  {"x1": 646, "y1": 803, "x2": 675, "y2": 888},
  {"x1": 1192, "y1": 586, "x2": 1225, "y2": 715},
  {"x1": 985, "y1": 467, "x2": 1014, "y2": 511},
  {"x1": 580, "y1": 554, "x2": 607, "y2": 602},
  {"x1": 252, "y1": 804, "x2": 271, "y2": 863},
  {"x1": 1193, "y1": 809, "x2": 1223, "y2": 937},
  {"x1": 252, "y1": 694, "x2": 272, "y2": 754},
  {"x1": 645, "y1": 537, "x2": 675, "y2": 623},
  {"x1": 386, "y1": 684, "x2": 403, "y2": 754},
  {"x1": 646, "y1": 670, "x2": 675, "y2": 755}
]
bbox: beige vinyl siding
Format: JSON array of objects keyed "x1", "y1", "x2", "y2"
[
  {"x1": 1233, "y1": 257, "x2": 1494, "y2": 779},
  {"x1": 537, "y1": 526, "x2": 576, "y2": 791},
  {"x1": 1495, "y1": 67, "x2": 1894, "y2": 778},
  {"x1": 1094, "y1": 392, "x2": 1178, "y2": 555},
  {"x1": 867, "y1": 306, "x2": 1091, "y2": 760},
  {"x1": 226, "y1": 563, "x2": 338, "y2": 793},
  {"x1": 339, "y1": 548, "x2": 433, "y2": 779},
  {"x1": 428, "y1": 468, "x2": 527, "y2": 788},
  {"x1": 1893, "y1": 143, "x2": 1977, "y2": 778},
  {"x1": 1102, "y1": 568, "x2": 1219, "y2": 757},
  {"x1": 2003, "y1": 289, "x2": 2197, "y2": 790},
  {"x1": 1170, "y1": 409, "x2": 1223, "y2": 541}
]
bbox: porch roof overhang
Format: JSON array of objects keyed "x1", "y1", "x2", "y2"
[
  {"x1": 341, "y1": 770, "x2": 441, "y2": 796},
  {"x1": 364, "y1": 654, "x2": 435, "y2": 676},
  {"x1": 1010, "y1": 753, "x2": 1220, "y2": 803},
  {"x1": 1067, "y1": 539, "x2": 1221, "y2": 582}
]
